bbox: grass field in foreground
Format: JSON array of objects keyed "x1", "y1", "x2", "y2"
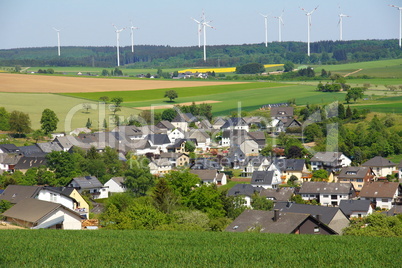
[{"x1": 0, "y1": 230, "x2": 400, "y2": 267}]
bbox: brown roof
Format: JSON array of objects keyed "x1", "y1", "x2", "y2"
[
  {"x1": 362, "y1": 156, "x2": 396, "y2": 167},
  {"x1": 299, "y1": 182, "x2": 354, "y2": 194},
  {"x1": 359, "y1": 181, "x2": 399, "y2": 198},
  {"x1": 0, "y1": 185, "x2": 41, "y2": 204},
  {"x1": 189, "y1": 169, "x2": 217, "y2": 181},
  {"x1": 260, "y1": 188, "x2": 294, "y2": 201},
  {"x1": 2, "y1": 198, "x2": 76, "y2": 224},
  {"x1": 338, "y1": 166, "x2": 373, "y2": 179}
]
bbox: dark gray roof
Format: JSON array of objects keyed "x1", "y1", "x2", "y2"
[
  {"x1": 172, "y1": 113, "x2": 197, "y2": 123},
  {"x1": 227, "y1": 184, "x2": 261, "y2": 197},
  {"x1": 244, "y1": 155, "x2": 269, "y2": 167},
  {"x1": 69, "y1": 176, "x2": 103, "y2": 189},
  {"x1": 36, "y1": 142, "x2": 63, "y2": 153},
  {"x1": 167, "y1": 139, "x2": 197, "y2": 149},
  {"x1": 339, "y1": 200, "x2": 371, "y2": 216},
  {"x1": 274, "y1": 159, "x2": 305, "y2": 172},
  {"x1": 299, "y1": 182, "x2": 354, "y2": 194},
  {"x1": 191, "y1": 158, "x2": 222, "y2": 170},
  {"x1": 146, "y1": 134, "x2": 171, "y2": 145},
  {"x1": 362, "y1": 156, "x2": 396, "y2": 167},
  {"x1": 14, "y1": 156, "x2": 47, "y2": 170},
  {"x1": 19, "y1": 145, "x2": 46, "y2": 157},
  {"x1": 284, "y1": 119, "x2": 302, "y2": 128},
  {"x1": 311, "y1": 152, "x2": 345, "y2": 163},
  {"x1": 270, "y1": 106, "x2": 294, "y2": 117},
  {"x1": 156, "y1": 120, "x2": 175, "y2": 130},
  {"x1": 0, "y1": 144, "x2": 20, "y2": 154},
  {"x1": 251, "y1": 171, "x2": 275, "y2": 186},
  {"x1": 221, "y1": 117, "x2": 248, "y2": 129},
  {"x1": 225, "y1": 209, "x2": 318, "y2": 234},
  {"x1": 274, "y1": 202, "x2": 342, "y2": 224},
  {"x1": 383, "y1": 205, "x2": 402, "y2": 216},
  {"x1": 0, "y1": 185, "x2": 41, "y2": 204},
  {"x1": 260, "y1": 188, "x2": 294, "y2": 201},
  {"x1": 338, "y1": 166, "x2": 373, "y2": 179},
  {"x1": 43, "y1": 186, "x2": 76, "y2": 196}
]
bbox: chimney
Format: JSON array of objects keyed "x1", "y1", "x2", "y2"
[
  {"x1": 274, "y1": 209, "x2": 279, "y2": 222},
  {"x1": 316, "y1": 214, "x2": 321, "y2": 222}
]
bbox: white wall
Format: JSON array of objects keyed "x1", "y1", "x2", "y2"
[
  {"x1": 104, "y1": 180, "x2": 125, "y2": 193},
  {"x1": 37, "y1": 190, "x2": 74, "y2": 210}
]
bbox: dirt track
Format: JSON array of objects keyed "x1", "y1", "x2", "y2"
[{"x1": 0, "y1": 73, "x2": 244, "y2": 93}]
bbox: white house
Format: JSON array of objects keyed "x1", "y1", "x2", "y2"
[
  {"x1": 167, "y1": 128, "x2": 185, "y2": 144},
  {"x1": 149, "y1": 159, "x2": 172, "y2": 175},
  {"x1": 227, "y1": 184, "x2": 261, "y2": 207},
  {"x1": 310, "y1": 152, "x2": 351, "y2": 172},
  {"x1": 298, "y1": 182, "x2": 356, "y2": 206},
  {"x1": 250, "y1": 171, "x2": 281, "y2": 189},
  {"x1": 104, "y1": 177, "x2": 126, "y2": 193},
  {"x1": 37, "y1": 187, "x2": 75, "y2": 210},
  {"x1": 67, "y1": 176, "x2": 109, "y2": 199},
  {"x1": 362, "y1": 156, "x2": 396, "y2": 178},
  {"x1": 359, "y1": 181, "x2": 400, "y2": 210},
  {"x1": 339, "y1": 200, "x2": 373, "y2": 218},
  {"x1": 189, "y1": 169, "x2": 227, "y2": 185}
]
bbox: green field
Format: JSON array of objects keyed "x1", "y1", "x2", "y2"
[
  {"x1": 0, "y1": 92, "x2": 137, "y2": 131},
  {"x1": 0, "y1": 230, "x2": 400, "y2": 267}
]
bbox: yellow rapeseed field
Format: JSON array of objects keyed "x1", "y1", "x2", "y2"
[{"x1": 179, "y1": 64, "x2": 284, "y2": 73}]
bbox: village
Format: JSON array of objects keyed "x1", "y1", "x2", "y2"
[{"x1": 1, "y1": 104, "x2": 401, "y2": 234}]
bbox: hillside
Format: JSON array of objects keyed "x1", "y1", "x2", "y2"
[{"x1": 0, "y1": 39, "x2": 401, "y2": 68}]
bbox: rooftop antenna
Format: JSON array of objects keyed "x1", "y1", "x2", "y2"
[
  {"x1": 53, "y1": 28, "x2": 61, "y2": 56},
  {"x1": 300, "y1": 6, "x2": 319, "y2": 56},
  {"x1": 112, "y1": 24, "x2": 125, "y2": 66},
  {"x1": 389, "y1": 4, "x2": 402, "y2": 48}
]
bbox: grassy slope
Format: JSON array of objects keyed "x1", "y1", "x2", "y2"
[{"x1": 0, "y1": 230, "x2": 400, "y2": 267}]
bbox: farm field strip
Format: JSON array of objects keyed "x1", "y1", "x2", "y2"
[{"x1": 0, "y1": 230, "x2": 400, "y2": 267}]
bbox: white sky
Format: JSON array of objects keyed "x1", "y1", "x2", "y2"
[{"x1": 0, "y1": 0, "x2": 400, "y2": 49}]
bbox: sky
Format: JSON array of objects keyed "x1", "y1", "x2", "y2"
[{"x1": 0, "y1": 0, "x2": 401, "y2": 50}]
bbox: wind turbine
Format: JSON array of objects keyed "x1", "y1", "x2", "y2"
[
  {"x1": 300, "y1": 6, "x2": 318, "y2": 56},
  {"x1": 112, "y1": 24, "x2": 125, "y2": 66},
  {"x1": 200, "y1": 12, "x2": 214, "y2": 62},
  {"x1": 53, "y1": 28, "x2": 61, "y2": 56},
  {"x1": 260, "y1": 13, "x2": 269, "y2": 47},
  {"x1": 338, "y1": 7, "x2": 350, "y2": 41},
  {"x1": 191, "y1": 12, "x2": 203, "y2": 48},
  {"x1": 273, "y1": 10, "x2": 284, "y2": 42},
  {"x1": 129, "y1": 21, "x2": 139, "y2": 53},
  {"x1": 389, "y1": 4, "x2": 402, "y2": 48}
]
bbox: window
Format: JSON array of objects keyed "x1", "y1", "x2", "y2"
[
  {"x1": 357, "y1": 179, "x2": 363, "y2": 182},
  {"x1": 381, "y1": 198, "x2": 388, "y2": 203},
  {"x1": 323, "y1": 195, "x2": 329, "y2": 198},
  {"x1": 314, "y1": 227, "x2": 320, "y2": 233},
  {"x1": 310, "y1": 195, "x2": 315, "y2": 198},
  {"x1": 331, "y1": 195, "x2": 337, "y2": 199}
]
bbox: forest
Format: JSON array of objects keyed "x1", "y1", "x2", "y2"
[{"x1": 0, "y1": 39, "x2": 401, "y2": 68}]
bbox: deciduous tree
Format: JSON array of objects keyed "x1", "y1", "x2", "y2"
[{"x1": 40, "y1": 109, "x2": 59, "y2": 135}]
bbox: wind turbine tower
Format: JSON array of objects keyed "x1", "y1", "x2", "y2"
[
  {"x1": 130, "y1": 21, "x2": 139, "y2": 53},
  {"x1": 260, "y1": 13, "x2": 269, "y2": 47},
  {"x1": 53, "y1": 28, "x2": 61, "y2": 56},
  {"x1": 273, "y1": 10, "x2": 284, "y2": 42},
  {"x1": 300, "y1": 6, "x2": 318, "y2": 56},
  {"x1": 113, "y1": 24, "x2": 125, "y2": 66},
  {"x1": 389, "y1": 5, "x2": 402, "y2": 48},
  {"x1": 200, "y1": 12, "x2": 214, "y2": 62},
  {"x1": 338, "y1": 8, "x2": 350, "y2": 41},
  {"x1": 191, "y1": 12, "x2": 203, "y2": 48}
]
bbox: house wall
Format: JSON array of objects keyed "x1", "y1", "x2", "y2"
[
  {"x1": 298, "y1": 219, "x2": 335, "y2": 235},
  {"x1": 69, "y1": 189, "x2": 89, "y2": 218},
  {"x1": 375, "y1": 197, "x2": 393, "y2": 210},
  {"x1": 319, "y1": 193, "x2": 350, "y2": 206},
  {"x1": 95, "y1": 187, "x2": 109, "y2": 199},
  {"x1": 374, "y1": 166, "x2": 395, "y2": 177},
  {"x1": 37, "y1": 190, "x2": 74, "y2": 210},
  {"x1": 328, "y1": 210, "x2": 350, "y2": 235},
  {"x1": 39, "y1": 209, "x2": 82, "y2": 230},
  {"x1": 104, "y1": 180, "x2": 125, "y2": 193},
  {"x1": 338, "y1": 178, "x2": 365, "y2": 191},
  {"x1": 349, "y1": 207, "x2": 373, "y2": 218}
]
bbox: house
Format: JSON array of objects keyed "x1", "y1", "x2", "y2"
[
  {"x1": 239, "y1": 139, "x2": 259, "y2": 157},
  {"x1": 155, "y1": 120, "x2": 175, "y2": 132},
  {"x1": 221, "y1": 129, "x2": 248, "y2": 147},
  {"x1": 2, "y1": 198, "x2": 82, "y2": 230},
  {"x1": 337, "y1": 166, "x2": 375, "y2": 191},
  {"x1": 67, "y1": 176, "x2": 109, "y2": 199},
  {"x1": 186, "y1": 129, "x2": 211, "y2": 150},
  {"x1": 44, "y1": 186, "x2": 90, "y2": 218},
  {"x1": 171, "y1": 113, "x2": 197, "y2": 132},
  {"x1": 0, "y1": 185, "x2": 42, "y2": 204},
  {"x1": 298, "y1": 182, "x2": 356, "y2": 206},
  {"x1": 241, "y1": 156, "x2": 271, "y2": 177},
  {"x1": 225, "y1": 209, "x2": 337, "y2": 235},
  {"x1": 270, "y1": 159, "x2": 308, "y2": 183},
  {"x1": 166, "y1": 139, "x2": 197, "y2": 154},
  {"x1": 243, "y1": 116, "x2": 266, "y2": 130},
  {"x1": 266, "y1": 119, "x2": 285, "y2": 134},
  {"x1": 339, "y1": 200, "x2": 373, "y2": 218},
  {"x1": 212, "y1": 117, "x2": 227, "y2": 129},
  {"x1": 167, "y1": 128, "x2": 185, "y2": 143},
  {"x1": 104, "y1": 177, "x2": 126, "y2": 193},
  {"x1": 270, "y1": 106, "x2": 294, "y2": 123},
  {"x1": 159, "y1": 152, "x2": 189, "y2": 167},
  {"x1": 227, "y1": 184, "x2": 262, "y2": 207},
  {"x1": 0, "y1": 144, "x2": 21, "y2": 154},
  {"x1": 250, "y1": 170, "x2": 281, "y2": 189},
  {"x1": 274, "y1": 202, "x2": 350, "y2": 234},
  {"x1": 398, "y1": 160, "x2": 402, "y2": 180},
  {"x1": 36, "y1": 142, "x2": 63, "y2": 153},
  {"x1": 220, "y1": 117, "x2": 249, "y2": 132},
  {"x1": 69, "y1": 127, "x2": 91, "y2": 136},
  {"x1": 189, "y1": 169, "x2": 227, "y2": 185},
  {"x1": 362, "y1": 156, "x2": 396, "y2": 178},
  {"x1": 146, "y1": 134, "x2": 172, "y2": 153},
  {"x1": 359, "y1": 181, "x2": 400, "y2": 210},
  {"x1": 19, "y1": 145, "x2": 46, "y2": 157},
  {"x1": 310, "y1": 152, "x2": 351, "y2": 172},
  {"x1": 190, "y1": 158, "x2": 223, "y2": 171},
  {"x1": 247, "y1": 131, "x2": 266, "y2": 149},
  {"x1": 0, "y1": 153, "x2": 22, "y2": 173},
  {"x1": 112, "y1": 125, "x2": 147, "y2": 141},
  {"x1": 197, "y1": 119, "x2": 214, "y2": 130},
  {"x1": 53, "y1": 135, "x2": 76, "y2": 152},
  {"x1": 259, "y1": 188, "x2": 294, "y2": 202},
  {"x1": 14, "y1": 156, "x2": 47, "y2": 173},
  {"x1": 149, "y1": 159, "x2": 172, "y2": 175}
]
